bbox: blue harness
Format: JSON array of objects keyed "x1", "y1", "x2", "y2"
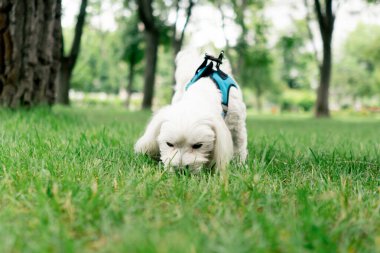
[{"x1": 185, "y1": 57, "x2": 238, "y2": 116}]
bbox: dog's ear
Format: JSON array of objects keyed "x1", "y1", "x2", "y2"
[
  {"x1": 135, "y1": 107, "x2": 170, "y2": 157},
  {"x1": 211, "y1": 115, "x2": 233, "y2": 170}
]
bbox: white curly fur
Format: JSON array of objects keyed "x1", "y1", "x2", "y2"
[{"x1": 135, "y1": 49, "x2": 247, "y2": 172}]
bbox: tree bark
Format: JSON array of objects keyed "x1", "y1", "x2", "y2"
[
  {"x1": 137, "y1": 0, "x2": 159, "y2": 110},
  {"x1": 57, "y1": 58, "x2": 71, "y2": 104},
  {"x1": 171, "y1": 0, "x2": 194, "y2": 91},
  {"x1": 141, "y1": 30, "x2": 158, "y2": 109},
  {"x1": 56, "y1": 0, "x2": 87, "y2": 105},
  {"x1": 126, "y1": 58, "x2": 136, "y2": 108},
  {"x1": 0, "y1": 0, "x2": 62, "y2": 108},
  {"x1": 316, "y1": 37, "x2": 332, "y2": 117},
  {"x1": 314, "y1": 0, "x2": 334, "y2": 117},
  {"x1": 303, "y1": 0, "x2": 320, "y2": 66}
]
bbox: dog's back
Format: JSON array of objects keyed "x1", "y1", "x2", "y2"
[{"x1": 173, "y1": 49, "x2": 233, "y2": 104}]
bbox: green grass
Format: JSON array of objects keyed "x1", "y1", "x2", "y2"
[{"x1": 0, "y1": 106, "x2": 379, "y2": 253}]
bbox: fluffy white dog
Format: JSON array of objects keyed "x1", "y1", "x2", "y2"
[{"x1": 135, "y1": 50, "x2": 247, "y2": 173}]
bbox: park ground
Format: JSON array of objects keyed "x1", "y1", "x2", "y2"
[{"x1": 0, "y1": 106, "x2": 379, "y2": 253}]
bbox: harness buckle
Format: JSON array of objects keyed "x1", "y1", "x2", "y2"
[{"x1": 204, "y1": 50, "x2": 224, "y2": 69}]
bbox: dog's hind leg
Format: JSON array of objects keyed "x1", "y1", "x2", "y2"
[{"x1": 225, "y1": 89, "x2": 248, "y2": 163}]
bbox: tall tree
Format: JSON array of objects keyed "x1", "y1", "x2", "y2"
[
  {"x1": 312, "y1": 0, "x2": 335, "y2": 117},
  {"x1": 305, "y1": 0, "x2": 380, "y2": 116},
  {"x1": 0, "y1": 0, "x2": 62, "y2": 107},
  {"x1": 136, "y1": 0, "x2": 160, "y2": 109},
  {"x1": 56, "y1": 0, "x2": 88, "y2": 105},
  {"x1": 171, "y1": 0, "x2": 195, "y2": 88},
  {"x1": 121, "y1": 14, "x2": 144, "y2": 108},
  {"x1": 218, "y1": 0, "x2": 277, "y2": 110}
]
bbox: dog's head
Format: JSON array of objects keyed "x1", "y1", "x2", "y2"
[{"x1": 134, "y1": 105, "x2": 233, "y2": 173}]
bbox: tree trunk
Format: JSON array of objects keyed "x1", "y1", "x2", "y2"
[
  {"x1": 141, "y1": 31, "x2": 158, "y2": 109},
  {"x1": 126, "y1": 60, "x2": 135, "y2": 109},
  {"x1": 56, "y1": 0, "x2": 87, "y2": 105},
  {"x1": 0, "y1": 0, "x2": 62, "y2": 107},
  {"x1": 314, "y1": 0, "x2": 334, "y2": 118},
  {"x1": 56, "y1": 58, "x2": 71, "y2": 105},
  {"x1": 316, "y1": 39, "x2": 332, "y2": 117},
  {"x1": 171, "y1": 0, "x2": 195, "y2": 91},
  {"x1": 136, "y1": 0, "x2": 159, "y2": 110}
]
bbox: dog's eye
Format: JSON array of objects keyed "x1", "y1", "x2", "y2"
[
  {"x1": 192, "y1": 143, "x2": 202, "y2": 149},
  {"x1": 166, "y1": 142, "x2": 174, "y2": 147}
]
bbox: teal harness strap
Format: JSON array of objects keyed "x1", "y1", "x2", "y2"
[
  {"x1": 210, "y1": 71, "x2": 237, "y2": 108},
  {"x1": 185, "y1": 63, "x2": 238, "y2": 117},
  {"x1": 185, "y1": 65, "x2": 210, "y2": 90}
]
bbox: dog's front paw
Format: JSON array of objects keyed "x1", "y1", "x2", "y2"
[
  {"x1": 134, "y1": 136, "x2": 160, "y2": 157},
  {"x1": 134, "y1": 137, "x2": 148, "y2": 154}
]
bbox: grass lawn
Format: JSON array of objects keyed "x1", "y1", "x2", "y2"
[{"x1": 0, "y1": 106, "x2": 379, "y2": 253}]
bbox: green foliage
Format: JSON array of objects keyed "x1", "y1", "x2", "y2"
[
  {"x1": 333, "y1": 24, "x2": 380, "y2": 100},
  {"x1": 242, "y1": 46, "x2": 279, "y2": 98},
  {"x1": 62, "y1": 0, "x2": 380, "y2": 109},
  {"x1": 276, "y1": 20, "x2": 318, "y2": 90},
  {"x1": 219, "y1": 0, "x2": 281, "y2": 107},
  {"x1": 280, "y1": 89, "x2": 316, "y2": 112},
  {"x1": 0, "y1": 106, "x2": 379, "y2": 252},
  {"x1": 155, "y1": 47, "x2": 175, "y2": 106},
  {"x1": 120, "y1": 14, "x2": 144, "y2": 67},
  {"x1": 64, "y1": 27, "x2": 130, "y2": 93}
]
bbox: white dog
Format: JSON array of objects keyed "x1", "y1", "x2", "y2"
[{"x1": 135, "y1": 50, "x2": 247, "y2": 173}]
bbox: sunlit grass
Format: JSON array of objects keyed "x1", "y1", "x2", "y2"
[{"x1": 0, "y1": 106, "x2": 379, "y2": 253}]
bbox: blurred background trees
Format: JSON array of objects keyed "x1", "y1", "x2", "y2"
[
  {"x1": 1, "y1": 0, "x2": 379, "y2": 116},
  {"x1": 333, "y1": 24, "x2": 380, "y2": 105},
  {"x1": 120, "y1": 13, "x2": 144, "y2": 108},
  {"x1": 217, "y1": 0, "x2": 279, "y2": 111}
]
